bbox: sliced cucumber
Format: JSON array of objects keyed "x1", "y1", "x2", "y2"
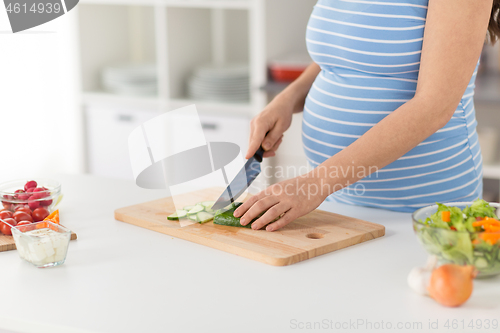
[
  {"x1": 201, "y1": 201, "x2": 215, "y2": 208},
  {"x1": 167, "y1": 210, "x2": 187, "y2": 220},
  {"x1": 188, "y1": 215, "x2": 198, "y2": 222},
  {"x1": 183, "y1": 205, "x2": 196, "y2": 211},
  {"x1": 197, "y1": 212, "x2": 214, "y2": 223},
  {"x1": 474, "y1": 257, "x2": 489, "y2": 269},
  {"x1": 187, "y1": 204, "x2": 204, "y2": 216}
]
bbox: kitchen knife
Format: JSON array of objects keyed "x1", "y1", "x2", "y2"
[{"x1": 211, "y1": 147, "x2": 265, "y2": 210}]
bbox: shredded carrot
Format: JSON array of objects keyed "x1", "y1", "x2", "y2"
[
  {"x1": 441, "y1": 211, "x2": 451, "y2": 222},
  {"x1": 487, "y1": 225, "x2": 500, "y2": 232},
  {"x1": 480, "y1": 233, "x2": 500, "y2": 245},
  {"x1": 472, "y1": 217, "x2": 500, "y2": 227}
]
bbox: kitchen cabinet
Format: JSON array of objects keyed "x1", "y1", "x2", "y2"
[
  {"x1": 85, "y1": 105, "x2": 160, "y2": 179},
  {"x1": 85, "y1": 103, "x2": 250, "y2": 186}
]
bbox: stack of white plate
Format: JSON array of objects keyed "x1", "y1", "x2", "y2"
[
  {"x1": 102, "y1": 64, "x2": 157, "y2": 96},
  {"x1": 188, "y1": 64, "x2": 250, "y2": 102}
]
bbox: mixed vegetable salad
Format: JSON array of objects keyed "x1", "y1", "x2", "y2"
[{"x1": 415, "y1": 199, "x2": 500, "y2": 276}]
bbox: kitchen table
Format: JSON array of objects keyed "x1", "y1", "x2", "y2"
[{"x1": 0, "y1": 174, "x2": 499, "y2": 333}]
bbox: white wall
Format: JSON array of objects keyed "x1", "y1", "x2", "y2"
[{"x1": 0, "y1": 7, "x2": 83, "y2": 182}]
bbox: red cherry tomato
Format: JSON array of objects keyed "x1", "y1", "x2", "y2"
[
  {"x1": 15, "y1": 206, "x2": 32, "y2": 215},
  {"x1": 24, "y1": 180, "x2": 37, "y2": 191},
  {"x1": 32, "y1": 207, "x2": 50, "y2": 222},
  {"x1": 12, "y1": 211, "x2": 33, "y2": 223},
  {"x1": 17, "y1": 193, "x2": 30, "y2": 201},
  {"x1": 0, "y1": 218, "x2": 17, "y2": 235},
  {"x1": 15, "y1": 221, "x2": 32, "y2": 232},
  {"x1": 28, "y1": 199, "x2": 40, "y2": 210},
  {"x1": 32, "y1": 188, "x2": 50, "y2": 198},
  {"x1": 0, "y1": 210, "x2": 13, "y2": 219}
]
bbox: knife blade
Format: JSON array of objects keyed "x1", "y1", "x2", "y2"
[{"x1": 211, "y1": 147, "x2": 265, "y2": 210}]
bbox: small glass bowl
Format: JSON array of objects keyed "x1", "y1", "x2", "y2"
[
  {"x1": 0, "y1": 178, "x2": 62, "y2": 214},
  {"x1": 412, "y1": 202, "x2": 500, "y2": 278},
  {"x1": 11, "y1": 221, "x2": 71, "y2": 268}
]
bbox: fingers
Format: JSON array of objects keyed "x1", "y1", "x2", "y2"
[
  {"x1": 263, "y1": 151, "x2": 276, "y2": 158},
  {"x1": 262, "y1": 123, "x2": 285, "y2": 152},
  {"x1": 266, "y1": 210, "x2": 296, "y2": 232},
  {"x1": 250, "y1": 203, "x2": 290, "y2": 230},
  {"x1": 233, "y1": 193, "x2": 260, "y2": 218},
  {"x1": 262, "y1": 136, "x2": 283, "y2": 158},
  {"x1": 238, "y1": 196, "x2": 280, "y2": 227},
  {"x1": 246, "y1": 118, "x2": 268, "y2": 159}
]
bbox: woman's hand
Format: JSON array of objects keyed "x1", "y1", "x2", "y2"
[
  {"x1": 233, "y1": 174, "x2": 330, "y2": 231},
  {"x1": 246, "y1": 95, "x2": 294, "y2": 159}
]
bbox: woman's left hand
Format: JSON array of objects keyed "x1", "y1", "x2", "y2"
[{"x1": 233, "y1": 175, "x2": 330, "y2": 231}]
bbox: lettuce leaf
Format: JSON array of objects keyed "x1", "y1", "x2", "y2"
[{"x1": 463, "y1": 199, "x2": 498, "y2": 220}]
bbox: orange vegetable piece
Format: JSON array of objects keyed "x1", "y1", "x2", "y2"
[
  {"x1": 44, "y1": 210, "x2": 59, "y2": 224},
  {"x1": 472, "y1": 217, "x2": 500, "y2": 228},
  {"x1": 441, "y1": 211, "x2": 451, "y2": 222},
  {"x1": 480, "y1": 233, "x2": 500, "y2": 245},
  {"x1": 35, "y1": 221, "x2": 48, "y2": 229}
]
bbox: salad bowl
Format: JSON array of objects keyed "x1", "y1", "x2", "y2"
[{"x1": 412, "y1": 200, "x2": 500, "y2": 278}]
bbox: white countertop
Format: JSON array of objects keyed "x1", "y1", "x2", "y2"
[{"x1": 1, "y1": 175, "x2": 499, "y2": 333}]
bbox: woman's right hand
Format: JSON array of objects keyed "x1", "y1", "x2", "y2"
[{"x1": 246, "y1": 95, "x2": 295, "y2": 159}]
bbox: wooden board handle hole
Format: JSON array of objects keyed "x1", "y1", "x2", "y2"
[{"x1": 306, "y1": 233, "x2": 324, "y2": 240}]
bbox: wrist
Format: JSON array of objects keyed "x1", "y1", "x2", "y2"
[{"x1": 302, "y1": 170, "x2": 339, "y2": 202}]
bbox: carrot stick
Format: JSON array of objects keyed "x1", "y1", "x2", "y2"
[{"x1": 441, "y1": 211, "x2": 451, "y2": 222}]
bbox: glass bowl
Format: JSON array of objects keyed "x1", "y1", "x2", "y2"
[
  {"x1": 11, "y1": 221, "x2": 71, "y2": 268},
  {"x1": 412, "y1": 202, "x2": 500, "y2": 278},
  {"x1": 0, "y1": 179, "x2": 62, "y2": 218}
]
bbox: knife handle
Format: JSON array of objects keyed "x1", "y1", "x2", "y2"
[{"x1": 254, "y1": 146, "x2": 265, "y2": 163}]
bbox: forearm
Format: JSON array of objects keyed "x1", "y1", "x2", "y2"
[
  {"x1": 309, "y1": 96, "x2": 454, "y2": 192},
  {"x1": 276, "y1": 62, "x2": 320, "y2": 113}
]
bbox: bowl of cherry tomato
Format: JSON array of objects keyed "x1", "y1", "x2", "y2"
[{"x1": 0, "y1": 179, "x2": 62, "y2": 236}]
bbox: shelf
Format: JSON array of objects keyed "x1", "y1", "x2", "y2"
[
  {"x1": 169, "y1": 98, "x2": 254, "y2": 116},
  {"x1": 82, "y1": 92, "x2": 161, "y2": 109},
  {"x1": 82, "y1": 93, "x2": 254, "y2": 116},
  {"x1": 483, "y1": 163, "x2": 500, "y2": 180},
  {"x1": 80, "y1": 0, "x2": 253, "y2": 9}
]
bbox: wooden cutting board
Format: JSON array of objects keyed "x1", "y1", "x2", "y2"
[
  {"x1": 0, "y1": 228, "x2": 77, "y2": 252},
  {"x1": 114, "y1": 188, "x2": 385, "y2": 266}
]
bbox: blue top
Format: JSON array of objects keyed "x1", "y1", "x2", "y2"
[{"x1": 303, "y1": 0, "x2": 483, "y2": 212}]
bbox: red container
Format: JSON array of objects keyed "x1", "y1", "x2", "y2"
[{"x1": 269, "y1": 56, "x2": 311, "y2": 82}]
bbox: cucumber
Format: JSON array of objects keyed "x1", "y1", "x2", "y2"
[
  {"x1": 474, "y1": 257, "x2": 489, "y2": 269},
  {"x1": 167, "y1": 210, "x2": 187, "y2": 220},
  {"x1": 201, "y1": 201, "x2": 215, "y2": 208},
  {"x1": 187, "y1": 204, "x2": 204, "y2": 216},
  {"x1": 213, "y1": 202, "x2": 280, "y2": 229},
  {"x1": 197, "y1": 212, "x2": 214, "y2": 223},
  {"x1": 188, "y1": 214, "x2": 198, "y2": 222},
  {"x1": 183, "y1": 205, "x2": 196, "y2": 211},
  {"x1": 213, "y1": 202, "x2": 252, "y2": 228}
]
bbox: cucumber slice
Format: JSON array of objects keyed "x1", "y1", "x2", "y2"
[
  {"x1": 197, "y1": 212, "x2": 214, "y2": 223},
  {"x1": 474, "y1": 257, "x2": 489, "y2": 269},
  {"x1": 204, "y1": 207, "x2": 214, "y2": 214},
  {"x1": 167, "y1": 210, "x2": 187, "y2": 220},
  {"x1": 183, "y1": 205, "x2": 196, "y2": 211},
  {"x1": 187, "y1": 204, "x2": 204, "y2": 216},
  {"x1": 188, "y1": 215, "x2": 198, "y2": 222},
  {"x1": 200, "y1": 201, "x2": 215, "y2": 208}
]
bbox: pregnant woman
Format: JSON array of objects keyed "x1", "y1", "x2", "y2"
[{"x1": 234, "y1": 0, "x2": 500, "y2": 231}]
